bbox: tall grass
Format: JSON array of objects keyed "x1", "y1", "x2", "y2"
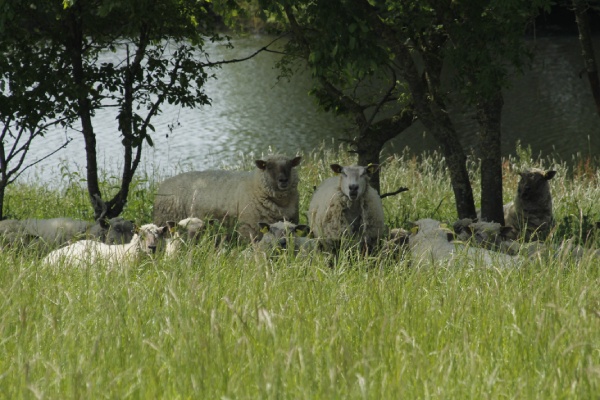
[{"x1": 1, "y1": 147, "x2": 599, "y2": 399}]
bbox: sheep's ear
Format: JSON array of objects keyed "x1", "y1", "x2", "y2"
[
  {"x1": 500, "y1": 226, "x2": 517, "y2": 238},
  {"x1": 544, "y1": 170, "x2": 557, "y2": 180},
  {"x1": 366, "y1": 163, "x2": 380, "y2": 175},
  {"x1": 330, "y1": 164, "x2": 343, "y2": 174},
  {"x1": 258, "y1": 222, "x2": 270, "y2": 234},
  {"x1": 291, "y1": 156, "x2": 302, "y2": 167},
  {"x1": 97, "y1": 216, "x2": 110, "y2": 229},
  {"x1": 295, "y1": 225, "x2": 311, "y2": 237},
  {"x1": 255, "y1": 160, "x2": 267, "y2": 170},
  {"x1": 166, "y1": 221, "x2": 177, "y2": 233}
]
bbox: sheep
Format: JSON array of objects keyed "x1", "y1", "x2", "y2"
[
  {"x1": 88, "y1": 217, "x2": 135, "y2": 244},
  {"x1": 43, "y1": 223, "x2": 169, "y2": 267},
  {"x1": 504, "y1": 168, "x2": 556, "y2": 241},
  {"x1": 308, "y1": 163, "x2": 386, "y2": 252},
  {"x1": 165, "y1": 217, "x2": 207, "y2": 256},
  {"x1": 410, "y1": 218, "x2": 520, "y2": 267},
  {"x1": 153, "y1": 154, "x2": 302, "y2": 242},
  {"x1": 254, "y1": 220, "x2": 315, "y2": 255},
  {"x1": 0, "y1": 217, "x2": 135, "y2": 250}
]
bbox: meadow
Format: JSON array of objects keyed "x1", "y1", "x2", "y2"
[{"x1": 1, "y1": 146, "x2": 599, "y2": 399}]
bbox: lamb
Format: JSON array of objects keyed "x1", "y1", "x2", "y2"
[
  {"x1": 43, "y1": 223, "x2": 169, "y2": 267},
  {"x1": 254, "y1": 220, "x2": 314, "y2": 255},
  {"x1": 410, "y1": 218, "x2": 520, "y2": 267},
  {"x1": 504, "y1": 168, "x2": 556, "y2": 241},
  {"x1": 165, "y1": 217, "x2": 207, "y2": 256},
  {"x1": 153, "y1": 154, "x2": 302, "y2": 242},
  {"x1": 308, "y1": 163, "x2": 386, "y2": 252}
]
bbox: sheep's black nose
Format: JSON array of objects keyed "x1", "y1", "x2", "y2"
[
  {"x1": 278, "y1": 238, "x2": 288, "y2": 249},
  {"x1": 349, "y1": 184, "x2": 359, "y2": 193},
  {"x1": 148, "y1": 245, "x2": 157, "y2": 253}
]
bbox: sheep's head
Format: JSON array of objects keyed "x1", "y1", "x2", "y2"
[
  {"x1": 170, "y1": 217, "x2": 206, "y2": 241},
  {"x1": 136, "y1": 223, "x2": 169, "y2": 254},
  {"x1": 105, "y1": 217, "x2": 135, "y2": 244},
  {"x1": 255, "y1": 155, "x2": 302, "y2": 191},
  {"x1": 517, "y1": 168, "x2": 556, "y2": 200},
  {"x1": 411, "y1": 219, "x2": 455, "y2": 242},
  {"x1": 331, "y1": 163, "x2": 379, "y2": 201},
  {"x1": 256, "y1": 221, "x2": 311, "y2": 253}
]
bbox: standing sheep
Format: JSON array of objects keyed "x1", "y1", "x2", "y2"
[
  {"x1": 308, "y1": 163, "x2": 386, "y2": 252},
  {"x1": 504, "y1": 168, "x2": 556, "y2": 241},
  {"x1": 153, "y1": 155, "x2": 302, "y2": 242},
  {"x1": 43, "y1": 223, "x2": 169, "y2": 267}
]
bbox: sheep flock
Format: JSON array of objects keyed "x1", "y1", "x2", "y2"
[{"x1": 2, "y1": 153, "x2": 598, "y2": 268}]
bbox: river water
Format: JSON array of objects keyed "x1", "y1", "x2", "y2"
[{"x1": 21, "y1": 34, "x2": 600, "y2": 182}]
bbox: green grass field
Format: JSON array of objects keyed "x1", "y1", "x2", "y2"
[{"x1": 1, "y1": 147, "x2": 599, "y2": 399}]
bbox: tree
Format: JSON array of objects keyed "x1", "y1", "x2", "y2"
[
  {"x1": 1, "y1": 0, "x2": 243, "y2": 220},
  {"x1": 0, "y1": 3, "x2": 76, "y2": 219},
  {"x1": 573, "y1": 0, "x2": 600, "y2": 117},
  {"x1": 265, "y1": 1, "x2": 415, "y2": 193},
  {"x1": 261, "y1": 0, "x2": 548, "y2": 221}
]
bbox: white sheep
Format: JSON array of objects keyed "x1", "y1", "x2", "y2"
[
  {"x1": 43, "y1": 223, "x2": 169, "y2": 267},
  {"x1": 254, "y1": 220, "x2": 315, "y2": 255},
  {"x1": 504, "y1": 168, "x2": 556, "y2": 241},
  {"x1": 165, "y1": 217, "x2": 207, "y2": 256},
  {"x1": 308, "y1": 163, "x2": 386, "y2": 252},
  {"x1": 410, "y1": 218, "x2": 520, "y2": 268},
  {"x1": 153, "y1": 155, "x2": 302, "y2": 242}
]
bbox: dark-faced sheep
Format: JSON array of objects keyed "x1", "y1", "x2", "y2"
[
  {"x1": 153, "y1": 155, "x2": 302, "y2": 242},
  {"x1": 504, "y1": 168, "x2": 556, "y2": 241},
  {"x1": 0, "y1": 217, "x2": 134, "y2": 249},
  {"x1": 308, "y1": 164, "x2": 386, "y2": 252}
]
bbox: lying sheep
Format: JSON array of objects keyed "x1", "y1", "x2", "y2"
[
  {"x1": 504, "y1": 168, "x2": 556, "y2": 241},
  {"x1": 308, "y1": 164, "x2": 386, "y2": 252},
  {"x1": 165, "y1": 217, "x2": 207, "y2": 256},
  {"x1": 453, "y1": 218, "x2": 515, "y2": 250},
  {"x1": 43, "y1": 223, "x2": 169, "y2": 267},
  {"x1": 0, "y1": 217, "x2": 135, "y2": 249},
  {"x1": 254, "y1": 221, "x2": 315, "y2": 255},
  {"x1": 410, "y1": 218, "x2": 520, "y2": 267},
  {"x1": 153, "y1": 154, "x2": 302, "y2": 242},
  {"x1": 88, "y1": 217, "x2": 136, "y2": 244}
]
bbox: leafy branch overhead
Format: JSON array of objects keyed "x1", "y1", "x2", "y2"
[{"x1": 0, "y1": 0, "x2": 269, "y2": 220}]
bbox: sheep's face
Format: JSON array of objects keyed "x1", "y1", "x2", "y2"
[
  {"x1": 105, "y1": 218, "x2": 135, "y2": 244},
  {"x1": 517, "y1": 168, "x2": 556, "y2": 200},
  {"x1": 412, "y1": 219, "x2": 455, "y2": 242},
  {"x1": 331, "y1": 164, "x2": 379, "y2": 201},
  {"x1": 137, "y1": 224, "x2": 170, "y2": 254},
  {"x1": 257, "y1": 221, "x2": 311, "y2": 252},
  {"x1": 256, "y1": 156, "x2": 302, "y2": 191},
  {"x1": 175, "y1": 217, "x2": 206, "y2": 241}
]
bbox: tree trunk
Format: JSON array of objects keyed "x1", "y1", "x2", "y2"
[
  {"x1": 573, "y1": 0, "x2": 600, "y2": 116},
  {"x1": 476, "y1": 90, "x2": 505, "y2": 223},
  {"x1": 0, "y1": 184, "x2": 5, "y2": 220},
  {"x1": 65, "y1": 5, "x2": 102, "y2": 219},
  {"x1": 360, "y1": 0, "x2": 477, "y2": 219},
  {"x1": 356, "y1": 113, "x2": 414, "y2": 193}
]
